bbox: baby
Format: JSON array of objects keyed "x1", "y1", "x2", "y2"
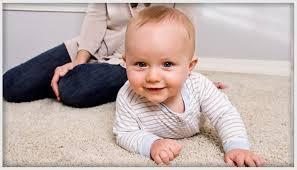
[{"x1": 113, "y1": 5, "x2": 264, "y2": 166}]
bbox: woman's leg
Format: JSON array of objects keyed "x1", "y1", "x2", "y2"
[
  {"x1": 3, "y1": 43, "x2": 71, "y2": 102},
  {"x1": 58, "y1": 63, "x2": 127, "y2": 108}
]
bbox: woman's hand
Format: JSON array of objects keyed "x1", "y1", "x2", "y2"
[
  {"x1": 51, "y1": 50, "x2": 91, "y2": 101},
  {"x1": 51, "y1": 62, "x2": 77, "y2": 101}
]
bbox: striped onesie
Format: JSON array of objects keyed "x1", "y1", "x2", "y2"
[{"x1": 113, "y1": 72, "x2": 250, "y2": 157}]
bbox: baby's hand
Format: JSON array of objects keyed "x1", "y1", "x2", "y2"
[
  {"x1": 150, "y1": 139, "x2": 182, "y2": 165},
  {"x1": 224, "y1": 149, "x2": 265, "y2": 167}
]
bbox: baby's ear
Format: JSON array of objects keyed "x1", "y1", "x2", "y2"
[{"x1": 189, "y1": 56, "x2": 198, "y2": 72}]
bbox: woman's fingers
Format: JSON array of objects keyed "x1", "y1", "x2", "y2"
[
  {"x1": 51, "y1": 63, "x2": 75, "y2": 101},
  {"x1": 51, "y1": 68, "x2": 61, "y2": 101},
  {"x1": 59, "y1": 67, "x2": 68, "y2": 77}
]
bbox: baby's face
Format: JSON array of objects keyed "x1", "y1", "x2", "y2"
[{"x1": 125, "y1": 22, "x2": 196, "y2": 104}]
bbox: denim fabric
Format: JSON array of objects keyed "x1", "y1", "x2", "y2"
[
  {"x1": 3, "y1": 43, "x2": 71, "y2": 102},
  {"x1": 58, "y1": 63, "x2": 127, "y2": 108},
  {"x1": 3, "y1": 43, "x2": 127, "y2": 108}
]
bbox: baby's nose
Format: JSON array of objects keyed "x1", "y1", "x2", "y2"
[{"x1": 146, "y1": 68, "x2": 161, "y2": 83}]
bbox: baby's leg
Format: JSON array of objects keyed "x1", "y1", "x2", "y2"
[{"x1": 3, "y1": 43, "x2": 71, "y2": 102}]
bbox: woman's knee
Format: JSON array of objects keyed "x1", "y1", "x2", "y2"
[
  {"x1": 3, "y1": 70, "x2": 20, "y2": 102},
  {"x1": 57, "y1": 64, "x2": 127, "y2": 108},
  {"x1": 57, "y1": 68, "x2": 89, "y2": 107},
  {"x1": 57, "y1": 73, "x2": 115, "y2": 108},
  {"x1": 58, "y1": 77, "x2": 76, "y2": 106}
]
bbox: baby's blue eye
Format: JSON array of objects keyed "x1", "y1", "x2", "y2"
[
  {"x1": 135, "y1": 62, "x2": 147, "y2": 67},
  {"x1": 163, "y1": 62, "x2": 174, "y2": 67}
]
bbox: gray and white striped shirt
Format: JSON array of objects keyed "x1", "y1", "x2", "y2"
[{"x1": 113, "y1": 72, "x2": 250, "y2": 157}]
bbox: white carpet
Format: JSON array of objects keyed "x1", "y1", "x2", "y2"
[{"x1": 3, "y1": 71, "x2": 293, "y2": 167}]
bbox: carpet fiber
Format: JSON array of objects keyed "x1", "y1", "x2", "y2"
[{"x1": 3, "y1": 71, "x2": 293, "y2": 167}]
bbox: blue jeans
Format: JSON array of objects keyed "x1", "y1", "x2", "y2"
[{"x1": 3, "y1": 43, "x2": 127, "y2": 108}]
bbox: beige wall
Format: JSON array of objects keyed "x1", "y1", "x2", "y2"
[{"x1": 3, "y1": 3, "x2": 292, "y2": 72}]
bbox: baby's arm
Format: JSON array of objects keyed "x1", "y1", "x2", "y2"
[
  {"x1": 113, "y1": 95, "x2": 160, "y2": 157},
  {"x1": 197, "y1": 74, "x2": 264, "y2": 166},
  {"x1": 113, "y1": 85, "x2": 182, "y2": 165}
]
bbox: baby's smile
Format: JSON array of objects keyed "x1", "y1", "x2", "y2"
[{"x1": 145, "y1": 87, "x2": 165, "y2": 93}]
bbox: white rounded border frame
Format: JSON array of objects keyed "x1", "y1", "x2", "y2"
[{"x1": 0, "y1": 0, "x2": 295, "y2": 170}]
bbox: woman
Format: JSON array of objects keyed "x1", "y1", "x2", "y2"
[{"x1": 3, "y1": 3, "x2": 225, "y2": 108}]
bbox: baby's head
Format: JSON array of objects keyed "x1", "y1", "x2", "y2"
[
  {"x1": 124, "y1": 6, "x2": 197, "y2": 104},
  {"x1": 125, "y1": 5, "x2": 196, "y2": 60}
]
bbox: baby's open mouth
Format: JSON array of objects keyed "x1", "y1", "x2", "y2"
[{"x1": 146, "y1": 87, "x2": 165, "y2": 92}]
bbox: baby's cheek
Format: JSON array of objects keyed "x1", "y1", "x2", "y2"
[
  {"x1": 127, "y1": 72, "x2": 144, "y2": 91},
  {"x1": 167, "y1": 73, "x2": 187, "y2": 87},
  {"x1": 128, "y1": 70, "x2": 141, "y2": 81}
]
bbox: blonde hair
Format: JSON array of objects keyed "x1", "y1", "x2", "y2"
[{"x1": 126, "y1": 5, "x2": 196, "y2": 57}]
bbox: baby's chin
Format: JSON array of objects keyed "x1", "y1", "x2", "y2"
[
  {"x1": 133, "y1": 89, "x2": 169, "y2": 104},
  {"x1": 144, "y1": 95, "x2": 168, "y2": 104}
]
